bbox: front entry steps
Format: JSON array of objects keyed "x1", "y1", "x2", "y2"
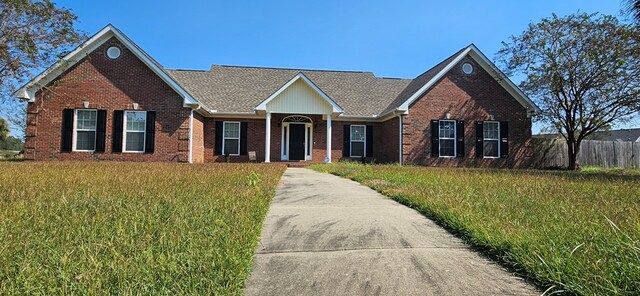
[{"x1": 275, "y1": 161, "x2": 307, "y2": 168}]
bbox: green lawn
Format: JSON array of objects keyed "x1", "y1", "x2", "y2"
[
  {"x1": 311, "y1": 163, "x2": 640, "y2": 296},
  {"x1": 0, "y1": 162, "x2": 286, "y2": 295}
]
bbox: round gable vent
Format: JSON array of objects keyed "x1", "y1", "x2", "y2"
[
  {"x1": 106, "y1": 46, "x2": 121, "y2": 59},
  {"x1": 461, "y1": 62, "x2": 474, "y2": 75}
]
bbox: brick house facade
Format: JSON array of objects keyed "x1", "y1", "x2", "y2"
[{"x1": 16, "y1": 25, "x2": 540, "y2": 167}]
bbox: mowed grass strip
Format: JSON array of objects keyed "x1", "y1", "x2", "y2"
[
  {"x1": 0, "y1": 162, "x2": 285, "y2": 295},
  {"x1": 311, "y1": 163, "x2": 640, "y2": 295}
]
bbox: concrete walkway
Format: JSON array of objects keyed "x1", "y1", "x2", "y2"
[{"x1": 245, "y1": 168, "x2": 538, "y2": 296}]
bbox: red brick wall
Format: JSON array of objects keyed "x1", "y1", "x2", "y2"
[
  {"x1": 403, "y1": 57, "x2": 532, "y2": 168},
  {"x1": 191, "y1": 112, "x2": 205, "y2": 163},
  {"x1": 379, "y1": 117, "x2": 400, "y2": 163},
  {"x1": 23, "y1": 37, "x2": 191, "y2": 162}
]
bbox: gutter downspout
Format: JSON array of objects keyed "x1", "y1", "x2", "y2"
[
  {"x1": 188, "y1": 109, "x2": 194, "y2": 164},
  {"x1": 188, "y1": 105, "x2": 201, "y2": 164},
  {"x1": 398, "y1": 114, "x2": 403, "y2": 166}
]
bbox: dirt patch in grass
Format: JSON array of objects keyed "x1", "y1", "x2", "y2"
[
  {"x1": 311, "y1": 163, "x2": 640, "y2": 295},
  {"x1": 0, "y1": 162, "x2": 286, "y2": 295}
]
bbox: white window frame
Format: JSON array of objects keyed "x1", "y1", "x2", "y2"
[
  {"x1": 439, "y1": 120, "x2": 456, "y2": 157},
  {"x1": 222, "y1": 121, "x2": 241, "y2": 156},
  {"x1": 123, "y1": 110, "x2": 147, "y2": 153},
  {"x1": 350, "y1": 125, "x2": 366, "y2": 158},
  {"x1": 72, "y1": 109, "x2": 97, "y2": 152},
  {"x1": 483, "y1": 121, "x2": 500, "y2": 158}
]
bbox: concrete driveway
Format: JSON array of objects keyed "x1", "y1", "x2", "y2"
[{"x1": 244, "y1": 168, "x2": 538, "y2": 296}]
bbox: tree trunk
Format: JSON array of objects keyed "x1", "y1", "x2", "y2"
[{"x1": 566, "y1": 137, "x2": 581, "y2": 170}]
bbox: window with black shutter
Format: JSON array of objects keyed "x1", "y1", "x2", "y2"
[
  {"x1": 500, "y1": 121, "x2": 509, "y2": 158},
  {"x1": 112, "y1": 110, "x2": 124, "y2": 153},
  {"x1": 430, "y1": 120, "x2": 439, "y2": 157},
  {"x1": 61, "y1": 109, "x2": 74, "y2": 152},
  {"x1": 95, "y1": 110, "x2": 107, "y2": 153},
  {"x1": 240, "y1": 122, "x2": 248, "y2": 155},
  {"x1": 144, "y1": 111, "x2": 155, "y2": 153},
  {"x1": 214, "y1": 121, "x2": 223, "y2": 155},
  {"x1": 366, "y1": 125, "x2": 373, "y2": 157},
  {"x1": 456, "y1": 120, "x2": 464, "y2": 157},
  {"x1": 342, "y1": 124, "x2": 350, "y2": 157}
]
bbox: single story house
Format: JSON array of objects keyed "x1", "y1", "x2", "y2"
[{"x1": 15, "y1": 24, "x2": 540, "y2": 167}]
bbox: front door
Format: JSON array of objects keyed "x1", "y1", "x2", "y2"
[{"x1": 289, "y1": 124, "x2": 306, "y2": 160}]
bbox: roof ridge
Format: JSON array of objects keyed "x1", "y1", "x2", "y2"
[
  {"x1": 166, "y1": 68, "x2": 210, "y2": 72},
  {"x1": 210, "y1": 64, "x2": 375, "y2": 75}
]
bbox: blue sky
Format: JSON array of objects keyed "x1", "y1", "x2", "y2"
[
  {"x1": 8, "y1": 1, "x2": 636, "y2": 136},
  {"x1": 61, "y1": 0, "x2": 625, "y2": 78}
]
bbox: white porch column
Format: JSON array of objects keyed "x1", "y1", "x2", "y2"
[
  {"x1": 265, "y1": 112, "x2": 271, "y2": 163},
  {"x1": 325, "y1": 114, "x2": 332, "y2": 163}
]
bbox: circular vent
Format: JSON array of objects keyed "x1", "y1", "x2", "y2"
[
  {"x1": 106, "y1": 46, "x2": 121, "y2": 59},
  {"x1": 461, "y1": 62, "x2": 474, "y2": 75}
]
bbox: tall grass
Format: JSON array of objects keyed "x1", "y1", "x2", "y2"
[
  {"x1": 0, "y1": 162, "x2": 285, "y2": 295},
  {"x1": 311, "y1": 163, "x2": 640, "y2": 295}
]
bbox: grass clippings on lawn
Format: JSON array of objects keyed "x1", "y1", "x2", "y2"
[
  {"x1": 311, "y1": 163, "x2": 640, "y2": 296},
  {"x1": 0, "y1": 162, "x2": 285, "y2": 295}
]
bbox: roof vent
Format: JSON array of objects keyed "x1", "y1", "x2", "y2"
[
  {"x1": 462, "y1": 62, "x2": 474, "y2": 75},
  {"x1": 106, "y1": 46, "x2": 121, "y2": 59}
]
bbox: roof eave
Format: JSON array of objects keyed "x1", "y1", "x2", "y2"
[
  {"x1": 13, "y1": 24, "x2": 200, "y2": 108},
  {"x1": 394, "y1": 44, "x2": 541, "y2": 118}
]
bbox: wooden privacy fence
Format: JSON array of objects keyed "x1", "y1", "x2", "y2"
[{"x1": 531, "y1": 138, "x2": 640, "y2": 168}]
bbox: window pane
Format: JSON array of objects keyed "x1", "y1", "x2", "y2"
[
  {"x1": 307, "y1": 127, "x2": 311, "y2": 155},
  {"x1": 76, "y1": 110, "x2": 97, "y2": 130},
  {"x1": 351, "y1": 126, "x2": 365, "y2": 141},
  {"x1": 283, "y1": 126, "x2": 287, "y2": 155},
  {"x1": 351, "y1": 142, "x2": 364, "y2": 157},
  {"x1": 484, "y1": 140, "x2": 499, "y2": 157},
  {"x1": 440, "y1": 139, "x2": 455, "y2": 156},
  {"x1": 224, "y1": 122, "x2": 240, "y2": 138},
  {"x1": 76, "y1": 131, "x2": 96, "y2": 150},
  {"x1": 125, "y1": 132, "x2": 145, "y2": 152},
  {"x1": 439, "y1": 121, "x2": 455, "y2": 139},
  {"x1": 224, "y1": 139, "x2": 239, "y2": 155},
  {"x1": 126, "y1": 111, "x2": 146, "y2": 132},
  {"x1": 483, "y1": 122, "x2": 499, "y2": 139}
]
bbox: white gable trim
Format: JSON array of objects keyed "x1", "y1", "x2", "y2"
[
  {"x1": 13, "y1": 24, "x2": 199, "y2": 108},
  {"x1": 255, "y1": 72, "x2": 344, "y2": 114},
  {"x1": 397, "y1": 44, "x2": 541, "y2": 117}
]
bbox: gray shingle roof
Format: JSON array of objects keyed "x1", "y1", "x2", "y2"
[
  {"x1": 165, "y1": 46, "x2": 472, "y2": 117},
  {"x1": 380, "y1": 47, "x2": 468, "y2": 116},
  {"x1": 590, "y1": 128, "x2": 640, "y2": 142}
]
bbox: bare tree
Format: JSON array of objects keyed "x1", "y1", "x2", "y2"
[
  {"x1": 497, "y1": 13, "x2": 640, "y2": 170},
  {"x1": 625, "y1": 0, "x2": 640, "y2": 23}
]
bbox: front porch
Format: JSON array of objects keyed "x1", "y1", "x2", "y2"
[{"x1": 264, "y1": 114, "x2": 333, "y2": 163}]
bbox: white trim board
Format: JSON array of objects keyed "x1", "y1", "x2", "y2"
[
  {"x1": 13, "y1": 24, "x2": 199, "y2": 108},
  {"x1": 396, "y1": 44, "x2": 541, "y2": 117},
  {"x1": 255, "y1": 72, "x2": 344, "y2": 114}
]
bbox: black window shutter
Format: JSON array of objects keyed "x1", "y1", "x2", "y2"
[
  {"x1": 215, "y1": 121, "x2": 223, "y2": 155},
  {"x1": 343, "y1": 124, "x2": 350, "y2": 157},
  {"x1": 145, "y1": 111, "x2": 156, "y2": 153},
  {"x1": 95, "y1": 110, "x2": 107, "y2": 153},
  {"x1": 61, "y1": 109, "x2": 74, "y2": 152},
  {"x1": 456, "y1": 120, "x2": 464, "y2": 157},
  {"x1": 240, "y1": 122, "x2": 248, "y2": 155},
  {"x1": 112, "y1": 110, "x2": 124, "y2": 153},
  {"x1": 366, "y1": 125, "x2": 373, "y2": 157},
  {"x1": 500, "y1": 121, "x2": 509, "y2": 158},
  {"x1": 475, "y1": 121, "x2": 483, "y2": 158},
  {"x1": 430, "y1": 120, "x2": 439, "y2": 157}
]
